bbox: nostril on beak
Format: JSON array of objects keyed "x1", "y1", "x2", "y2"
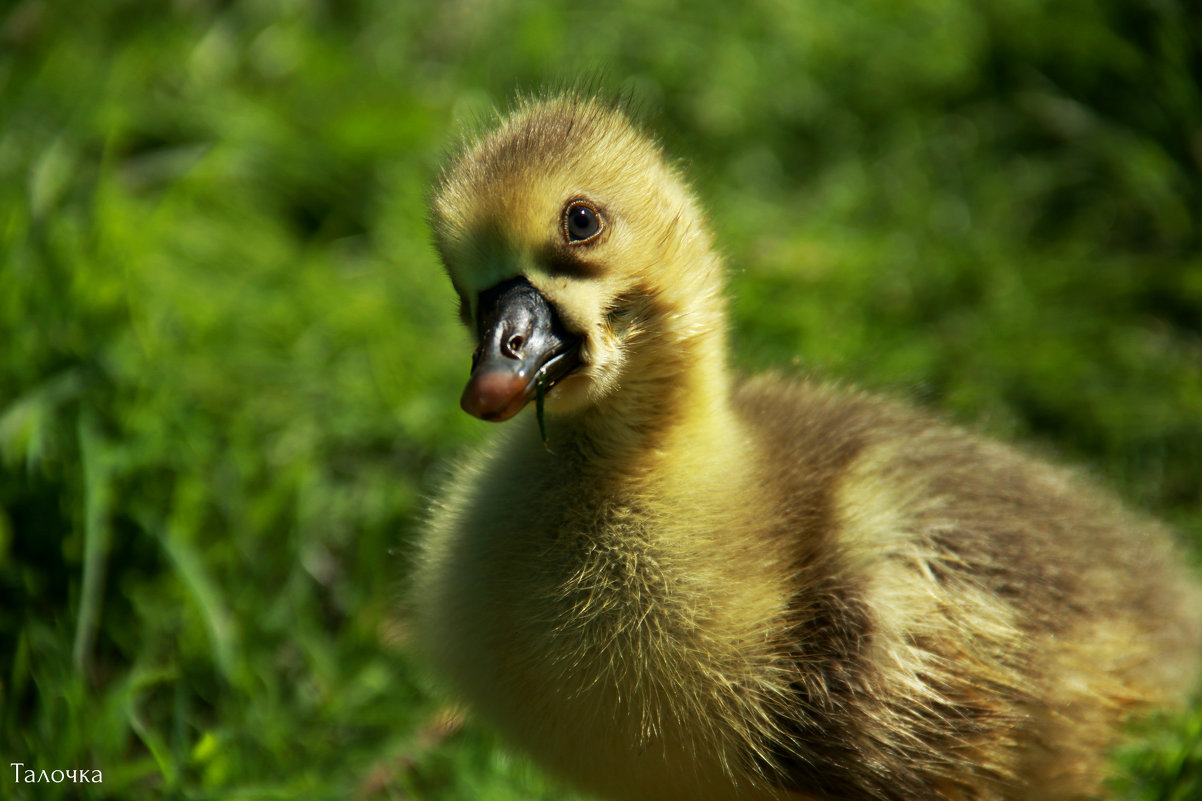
[{"x1": 503, "y1": 334, "x2": 525, "y2": 358}]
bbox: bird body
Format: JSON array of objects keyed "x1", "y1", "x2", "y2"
[{"x1": 415, "y1": 94, "x2": 1202, "y2": 801}]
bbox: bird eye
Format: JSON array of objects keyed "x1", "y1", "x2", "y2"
[{"x1": 563, "y1": 200, "x2": 603, "y2": 245}]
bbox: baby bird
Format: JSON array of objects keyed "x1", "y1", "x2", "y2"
[{"x1": 414, "y1": 93, "x2": 1202, "y2": 801}]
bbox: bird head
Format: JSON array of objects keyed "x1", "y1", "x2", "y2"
[{"x1": 430, "y1": 94, "x2": 725, "y2": 423}]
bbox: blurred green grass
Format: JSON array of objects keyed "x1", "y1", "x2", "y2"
[{"x1": 1, "y1": 1, "x2": 1199, "y2": 799}]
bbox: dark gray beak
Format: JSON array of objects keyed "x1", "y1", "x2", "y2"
[{"x1": 460, "y1": 277, "x2": 581, "y2": 422}]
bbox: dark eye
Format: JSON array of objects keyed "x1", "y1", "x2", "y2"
[{"x1": 563, "y1": 200, "x2": 603, "y2": 244}]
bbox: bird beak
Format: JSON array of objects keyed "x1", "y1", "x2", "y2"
[{"x1": 460, "y1": 277, "x2": 582, "y2": 422}]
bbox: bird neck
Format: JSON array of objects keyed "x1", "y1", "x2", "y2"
[{"x1": 548, "y1": 301, "x2": 740, "y2": 475}]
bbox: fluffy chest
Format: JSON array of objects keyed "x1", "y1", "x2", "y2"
[
  {"x1": 417, "y1": 466, "x2": 777, "y2": 799},
  {"x1": 428, "y1": 482, "x2": 679, "y2": 713}
]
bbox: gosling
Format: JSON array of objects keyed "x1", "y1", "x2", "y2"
[{"x1": 414, "y1": 93, "x2": 1202, "y2": 801}]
